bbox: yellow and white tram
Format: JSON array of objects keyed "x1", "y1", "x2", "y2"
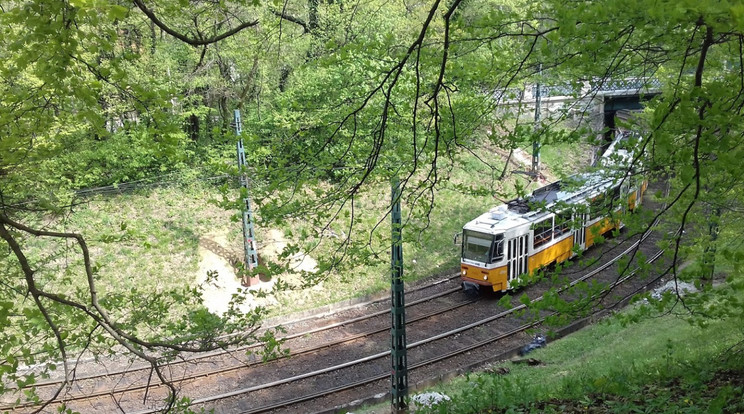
[{"x1": 460, "y1": 172, "x2": 647, "y2": 293}]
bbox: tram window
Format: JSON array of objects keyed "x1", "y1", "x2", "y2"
[
  {"x1": 533, "y1": 218, "x2": 553, "y2": 248},
  {"x1": 590, "y1": 186, "x2": 622, "y2": 220},
  {"x1": 493, "y1": 235, "x2": 504, "y2": 262},
  {"x1": 511, "y1": 238, "x2": 516, "y2": 257},
  {"x1": 555, "y1": 212, "x2": 571, "y2": 236},
  {"x1": 462, "y1": 231, "x2": 504, "y2": 263},
  {"x1": 589, "y1": 195, "x2": 605, "y2": 220},
  {"x1": 610, "y1": 185, "x2": 621, "y2": 208}
]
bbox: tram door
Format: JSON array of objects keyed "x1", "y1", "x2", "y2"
[
  {"x1": 573, "y1": 213, "x2": 587, "y2": 252},
  {"x1": 507, "y1": 234, "x2": 529, "y2": 284}
]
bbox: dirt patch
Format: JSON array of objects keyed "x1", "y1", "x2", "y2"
[
  {"x1": 194, "y1": 230, "x2": 318, "y2": 315},
  {"x1": 489, "y1": 146, "x2": 555, "y2": 183}
]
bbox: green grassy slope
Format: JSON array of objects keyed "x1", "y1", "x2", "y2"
[
  {"x1": 356, "y1": 302, "x2": 744, "y2": 414},
  {"x1": 19, "y1": 140, "x2": 587, "y2": 320}
]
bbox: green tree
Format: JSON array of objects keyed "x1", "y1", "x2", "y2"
[
  {"x1": 0, "y1": 1, "x2": 281, "y2": 410},
  {"x1": 3, "y1": 0, "x2": 744, "y2": 410},
  {"x1": 248, "y1": 0, "x2": 744, "y2": 323}
]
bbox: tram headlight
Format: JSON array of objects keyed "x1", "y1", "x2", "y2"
[
  {"x1": 483, "y1": 275, "x2": 488, "y2": 280},
  {"x1": 462, "y1": 269, "x2": 467, "y2": 276}
]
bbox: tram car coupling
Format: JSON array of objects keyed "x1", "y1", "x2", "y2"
[{"x1": 459, "y1": 171, "x2": 647, "y2": 294}]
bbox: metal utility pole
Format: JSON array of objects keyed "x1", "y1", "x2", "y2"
[
  {"x1": 234, "y1": 109, "x2": 260, "y2": 287},
  {"x1": 390, "y1": 177, "x2": 408, "y2": 413},
  {"x1": 531, "y1": 64, "x2": 542, "y2": 178}
]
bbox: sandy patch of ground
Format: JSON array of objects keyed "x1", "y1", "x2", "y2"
[
  {"x1": 194, "y1": 233, "x2": 256, "y2": 315},
  {"x1": 194, "y1": 230, "x2": 318, "y2": 315},
  {"x1": 509, "y1": 148, "x2": 556, "y2": 184},
  {"x1": 261, "y1": 229, "x2": 319, "y2": 273}
]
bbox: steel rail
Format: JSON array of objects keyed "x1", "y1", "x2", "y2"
[
  {"x1": 1, "y1": 278, "x2": 471, "y2": 410},
  {"x1": 228, "y1": 186, "x2": 673, "y2": 413},
  {"x1": 11, "y1": 185, "x2": 668, "y2": 412},
  {"x1": 263, "y1": 248, "x2": 669, "y2": 414},
  {"x1": 135, "y1": 222, "x2": 665, "y2": 414},
  {"x1": 8, "y1": 227, "x2": 656, "y2": 413},
  {"x1": 8, "y1": 274, "x2": 461, "y2": 391}
]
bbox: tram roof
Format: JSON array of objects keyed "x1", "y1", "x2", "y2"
[
  {"x1": 463, "y1": 171, "x2": 619, "y2": 235},
  {"x1": 463, "y1": 132, "x2": 639, "y2": 236}
]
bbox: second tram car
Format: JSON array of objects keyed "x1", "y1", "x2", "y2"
[{"x1": 460, "y1": 172, "x2": 647, "y2": 293}]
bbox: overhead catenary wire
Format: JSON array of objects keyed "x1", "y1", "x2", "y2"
[{"x1": 6, "y1": 170, "x2": 235, "y2": 208}]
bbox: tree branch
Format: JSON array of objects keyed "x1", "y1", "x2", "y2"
[
  {"x1": 270, "y1": 9, "x2": 309, "y2": 34},
  {"x1": 132, "y1": 0, "x2": 259, "y2": 46}
]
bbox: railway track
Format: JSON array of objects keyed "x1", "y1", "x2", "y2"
[
  {"x1": 1, "y1": 274, "x2": 469, "y2": 411},
  {"x1": 18, "y1": 219, "x2": 660, "y2": 413},
  {"x1": 4, "y1": 189, "x2": 669, "y2": 414},
  {"x1": 179, "y1": 224, "x2": 666, "y2": 414}
]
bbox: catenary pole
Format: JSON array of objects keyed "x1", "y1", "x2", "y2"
[
  {"x1": 234, "y1": 109, "x2": 260, "y2": 286},
  {"x1": 532, "y1": 64, "x2": 542, "y2": 178},
  {"x1": 390, "y1": 177, "x2": 408, "y2": 412}
]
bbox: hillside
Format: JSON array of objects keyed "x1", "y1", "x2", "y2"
[
  {"x1": 45, "y1": 141, "x2": 590, "y2": 321},
  {"x1": 357, "y1": 293, "x2": 744, "y2": 413}
]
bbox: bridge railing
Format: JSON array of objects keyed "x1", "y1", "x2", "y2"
[{"x1": 495, "y1": 77, "x2": 661, "y2": 104}]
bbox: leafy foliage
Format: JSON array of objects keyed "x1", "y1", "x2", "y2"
[
  {"x1": 3, "y1": 0, "x2": 744, "y2": 410},
  {"x1": 413, "y1": 306, "x2": 744, "y2": 414}
]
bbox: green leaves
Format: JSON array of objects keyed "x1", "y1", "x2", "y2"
[
  {"x1": 0, "y1": 301, "x2": 13, "y2": 327},
  {"x1": 2, "y1": 0, "x2": 744, "y2": 410},
  {"x1": 108, "y1": 4, "x2": 129, "y2": 20}
]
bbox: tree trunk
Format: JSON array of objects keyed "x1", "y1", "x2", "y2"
[
  {"x1": 150, "y1": 20, "x2": 157, "y2": 55},
  {"x1": 187, "y1": 114, "x2": 200, "y2": 142},
  {"x1": 309, "y1": 0, "x2": 319, "y2": 31}
]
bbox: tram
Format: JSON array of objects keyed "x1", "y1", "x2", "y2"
[{"x1": 459, "y1": 137, "x2": 646, "y2": 293}]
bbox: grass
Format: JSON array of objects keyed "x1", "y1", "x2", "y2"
[
  {"x1": 354, "y1": 300, "x2": 744, "y2": 413},
  {"x1": 8, "y1": 137, "x2": 593, "y2": 329},
  {"x1": 538, "y1": 140, "x2": 594, "y2": 179},
  {"x1": 10, "y1": 180, "x2": 238, "y2": 338},
  {"x1": 256, "y1": 162, "x2": 511, "y2": 315},
  {"x1": 11, "y1": 136, "x2": 744, "y2": 413},
  {"x1": 259, "y1": 135, "x2": 587, "y2": 315}
]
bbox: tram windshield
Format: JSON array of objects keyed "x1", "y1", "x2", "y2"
[{"x1": 462, "y1": 230, "x2": 504, "y2": 263}]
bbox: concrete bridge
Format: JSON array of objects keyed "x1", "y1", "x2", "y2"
[
  {"x1": 498, "y1": 77, "x2": 661, "y2": 130},
  {"x1": 495, "y1": 77, "x2": 661, "y2": 167}
]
